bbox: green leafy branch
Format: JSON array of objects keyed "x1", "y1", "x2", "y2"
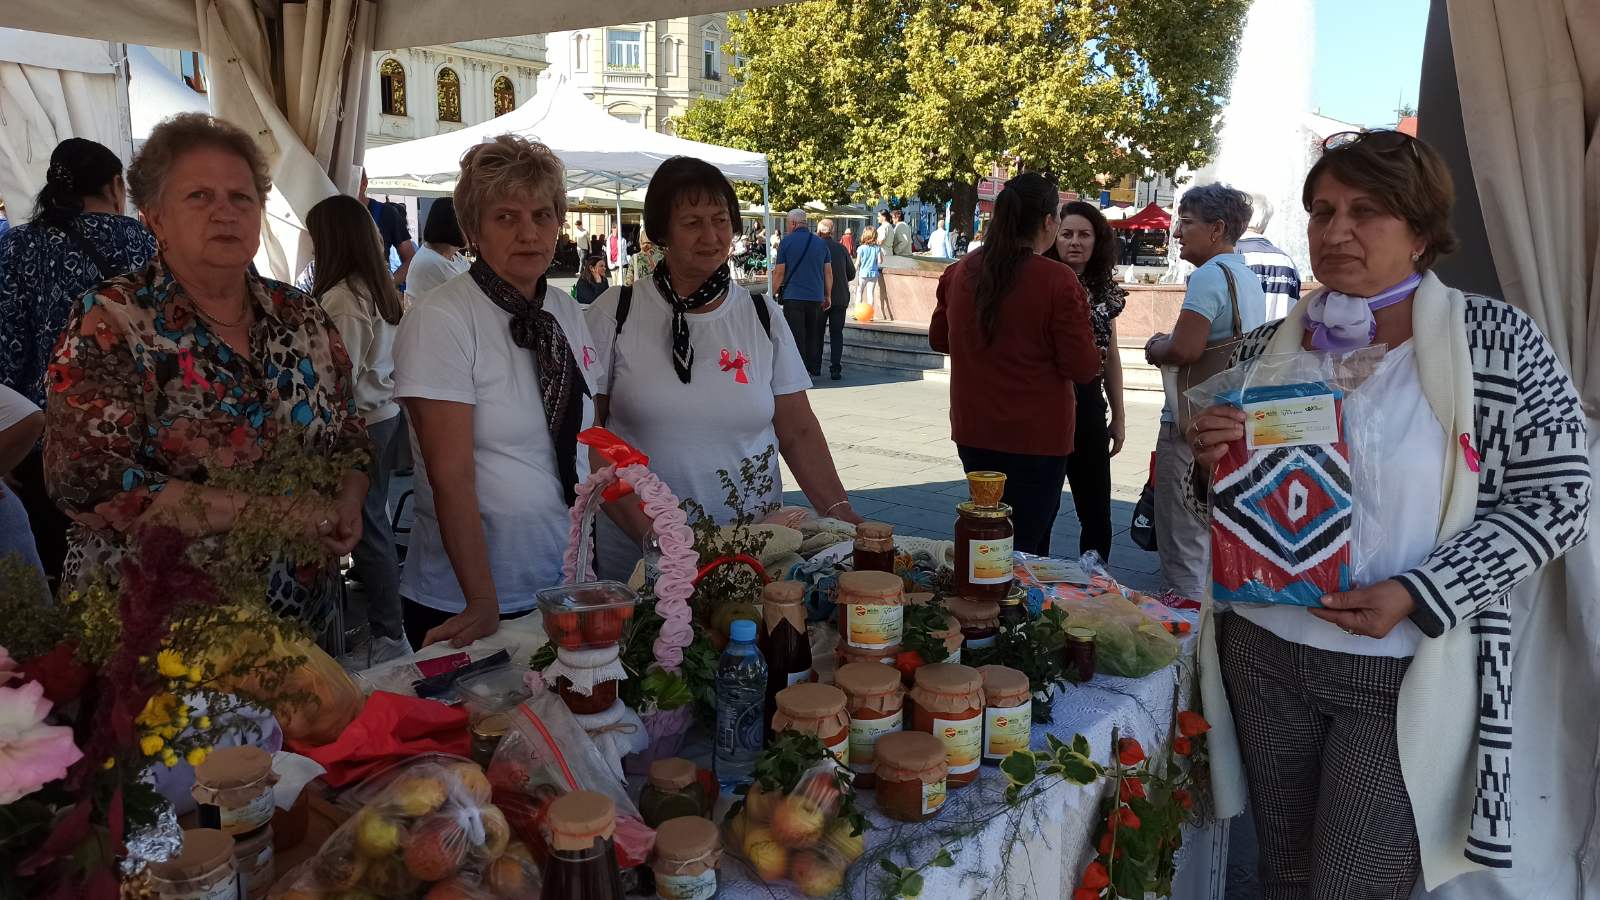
[
  {"x1": 998, "y1": 732, "x2": 1105, "y2": 806},
  {"x1": 877, "y1": 847, "x2": 955, "y2": 899}
]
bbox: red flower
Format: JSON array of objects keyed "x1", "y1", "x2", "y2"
[
  {"x1": 1073, "y1": 890, "x2": 1103, "y2": 900},
  {"x1": 1115, "y1": 807, "x2": 1141, "y2": 831},
  {"x1": 1081, "y1": 860, "x2": 1110, "y2": 890},
  {"x1": 1098, "y1": 832, "x2": 1114, "y2": 855},
  {"x1": 1173, "y1": 736, "x2": 1193, "y2": 756},
  {"x1": 1177, "y1": 710, "x2": 1212, "y2": 738},
  {"x1": 1117, "y1": 737, "x2": 1145, "y2": 766},
  {"x1": 1174, "y1": 788, "x2": 1194, "y2": 810},
  {"x1": 1118, "y1": 777, "x2": 1147, "y2": 801},
  {"x1": 18, "y1": 642, "x2": 93, "y2": 706},
  {"x1": 893, "y1": 650, "x2": 925, "y2": 677}
]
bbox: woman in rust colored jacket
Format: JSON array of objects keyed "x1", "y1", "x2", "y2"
[{"x1": 929, "y1": 172, "x2": 1099, "y2": 555}]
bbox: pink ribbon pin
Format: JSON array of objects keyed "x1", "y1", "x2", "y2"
[
  {"x1": 1459, "y1": 433, "x2": 1481, "y2": 473},
  {"x1": 177, "y1": 348, "x2": 210, "y2": 390},
  {"x1": 719, "y1": 348, "x2": 750, "y2": 384},
  {"x1": 582, "y1": 345, "x2": 596, "y2": 369}
]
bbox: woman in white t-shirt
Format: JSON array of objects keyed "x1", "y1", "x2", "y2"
[
  {"x1": 308, "y1": 194, "x2": 410, "y2": 663},
  {"x1": 0, "y1": 383, "x2": 45, "y2": 581},
  {"x1": 589, "y1": 156, "x2": 861, "y2": 580},
  {"x1": 405, "y1": 198, "x2": 471, "y2": 302},
  {"x1": 393, "y1": 135, "x2": 598, "y2": 648}
]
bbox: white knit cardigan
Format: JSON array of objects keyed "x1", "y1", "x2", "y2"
[{"x1": 1193, "y1": 274, "x2": 1592, "y2": 889}]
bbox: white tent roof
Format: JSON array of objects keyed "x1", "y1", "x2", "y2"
[
  {"x1": 365, "y1": 74, "x2": 766, "y2": 195},
  {"x1": 128, "y1": 45, "x2": 208, "y2": 141}
]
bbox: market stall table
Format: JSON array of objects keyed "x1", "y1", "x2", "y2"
[{"x1": 356, "y1": 609, "x2": 1226, "y2": 900}]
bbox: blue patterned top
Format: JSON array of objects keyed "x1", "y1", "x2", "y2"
[{"x1": 0, "y1": 213, "x2": 157, "y2": 407}]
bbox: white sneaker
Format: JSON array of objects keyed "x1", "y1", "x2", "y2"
[{"x1": 367, "y1": 635, "x2": 415, "y2": 666}]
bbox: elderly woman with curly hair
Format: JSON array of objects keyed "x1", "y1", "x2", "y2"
[
  {"x1": 44, "y1": 113, "x2": 369, "y2": 619},
  {"x1": 1188, "y1": 131, "x2": 1590, "y2": 896},
  {"x1": 393, "y1": 135, "x2": 598, "y2": 649}
]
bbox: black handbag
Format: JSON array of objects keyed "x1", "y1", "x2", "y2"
[{"x1": 1130, "y1": 451, "x2": 1158, "y2": 552}]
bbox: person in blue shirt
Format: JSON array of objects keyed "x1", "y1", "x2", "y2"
[
  {"x1": 359, "y1": 169, "x2": 416, "y2": 288},
  {"x1": 771, "y1": 208, "x2": 833, "y2": 376},
  {"x1": 1144, "y1": 183, "x2": 1267, "y2": 599}
]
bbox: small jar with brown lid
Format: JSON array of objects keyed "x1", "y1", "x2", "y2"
[
  {"x1": 543, "y1": 791, "x2": 626, "y2": 900},
  {"x1": 773, "y1": 682, "x2": 852, "y2": 765},
  {"x1": 651, "y1": 815, "x2": 722, "y2": 900},
  {"x1": 946, "y1": 597, "x2": 1000, "y2": 651},
  {"x1": 837, "y1": 642, "x2": 899, "y2": 668},
  {"x1": 853, "y1": 522, "x2": 896, "y2": 573},
  {"x1": 148, "y1": 828, "x2": 238, "y2": 900},
  {"x1": 639, "y1": 758, "x2": 706, "y2": 828},
  {"x1": 834, "y1": 662, "x2": 906, "y2": 788},
  {"x1": 978, "y1": 665, "x2": 1033, "y2": 763},
  {"x1": 191, "y1": 746, "x2": 277, "y2": 837},
  {"x1": 873, "y1": 731, "x2": 949, "y2": 822},
  {"x1": 836, "y1": 570, "x2": 906, "y2": 653},
  {"x1": 908, "y1": 663, "x2": 985, "y2": 787},
  {"x1": 933, "y1": 615, "x2": 963, "y2": 665}
]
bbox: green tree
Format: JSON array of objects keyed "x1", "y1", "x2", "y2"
[{"x1": 678, "y1": 0, "x2": 1249, "y2": 234}]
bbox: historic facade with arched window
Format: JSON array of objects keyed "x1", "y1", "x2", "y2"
[
  {"x1": 379, "y1": 57, "x2": 406, "y2": 116},
  {"x1": 493, "y1": 75, "x2": 516, "y2": 116},
  {"x1": 436, "y1": 67, "x2": 461, "y2": 123}
]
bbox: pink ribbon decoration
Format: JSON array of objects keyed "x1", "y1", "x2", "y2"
[
  {"x1": 1459, "y1": 433, "x2": 1481, "y2": 473},
  {"x1": 582, "y1": 345, "x2": 596, "y2": 369},
  {"x1": 177, "y1": 348, "x2": 210, "y2": 390},
  {"x1": 719, "y1": 348, "x2": 750, "y2": 384}
]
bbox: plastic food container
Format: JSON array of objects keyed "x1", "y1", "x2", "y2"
[
  {"x1": 536, "y1": 581, "x2": 639, "y2": 651},
  {"x1": 457, "y1": 664, "x2": 534, "y2": 721}
]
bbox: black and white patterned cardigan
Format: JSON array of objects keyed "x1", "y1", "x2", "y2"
[{"x1": 1190, "y1": 293, "x2": 1592, "y2": 870}]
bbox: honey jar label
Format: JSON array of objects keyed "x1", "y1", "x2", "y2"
[
  {"x1": 845, "y1": 603, "x2": 904, "y2": 650},
  {"x1": 848, "y1": 709, "x2": 904, "y2": 773},
  {"x1": 922, "y1": 778, "x2": 947, "y2": 815},
  {"x1": 218, "y1": 788, "x2": 276, "y2": 835},
  {"x1": 826, "y1": 732, "x2": 851, "y2": 767},
  {"x1": 656, "y1": 869, "x2": 718, "y2": 900},
  {"x1": 968, "y1": 536, "x2": 1014, "y2": 584},
  {"x1": 933, "y1": 715, "x2": 982, "y2": 774},
  {"x1": 983, "y1": 701, "x2": 1033, "y2": 760}
]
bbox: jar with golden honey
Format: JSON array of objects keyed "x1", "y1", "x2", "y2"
[
  {"x1": 834, "y1": 662, "x2": 905, "y2": 788},
  {"x1": 908, "y1": 663, "x2": 985, "y2": 787},
  {"x1": 772, "y1": 683, "x2": 852, "y2": 765},
  {"x1": 835, "y1": 570, "x2": 906, "y2": 654},
  {"x1": 978, "y1": 665, "x2": 1033, "y2": 763},
  {"x1": 873, "y1": 731, "x2": 949, "y2": 822}
]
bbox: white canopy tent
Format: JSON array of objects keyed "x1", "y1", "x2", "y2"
[
  {"x1": 128, "y1": 45, "x2": 209, "y2": 145},
  {"x1": 366, "y1": 73, "x2": 768, "y2": 236}
]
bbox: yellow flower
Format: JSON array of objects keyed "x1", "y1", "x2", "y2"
[
  {"x1": 196, "y1": 716, "x2": 212, "y2": 731},
  {"x1": 186, "y1": 665, "x2": 203, "y2": 685},
  {"x1": 186, "y1": 747, "x2": 209, "y2": 767},
  {"x1": 137, "y1": 693, "x2": 179, "y2": 729},
  {"x1": 140, "y1": 735, "x2": 165, "y2": 756},
  {"x1": 102, "y1": 757, "x2": 117, "y2": 770},
  {"x1": 161, "y1": 749, "x2": 179, "y2": 768},
  {"x1": 156, "y1": 649, "x2": 190, "y2": 680}
]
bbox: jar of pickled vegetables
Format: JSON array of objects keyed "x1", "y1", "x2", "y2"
[{"x1": 639, "y1": 758, "x2": 706, "y2": 828}]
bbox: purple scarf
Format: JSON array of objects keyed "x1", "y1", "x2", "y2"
[{"x1": 1304, "y1": 273, "x2": 1423, "y2": 351}]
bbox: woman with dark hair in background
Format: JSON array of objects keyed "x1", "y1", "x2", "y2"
[
  {"x1": 0, "y1": 137, "x2": 157, "y2": 584},
  {"x1": 1043, "y1": 201, "x2": 1127, "y2": 559},
  {"x1": 574, "y1": 253, "x2": 610, "y2": 305},
  {"x1": 405, "y1": 198, "x2": 471, "y2": 301},
  {"x1": 930, "y1": 173, "x2": 1099, "y2": 555},
  {"x1": 308, "y1": 194, "x2": 410, "y2": 665}
]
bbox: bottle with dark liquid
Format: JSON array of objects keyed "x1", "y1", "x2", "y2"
[
  {"x1": 853, "y1": 522, "x2": 896, "y2": 573},
  {"x1": 758, "y1": 580, "x2": 814, "y2": 739},
  {"x1": 541, "y1": 791, "x2": 626, "y2": 900}
]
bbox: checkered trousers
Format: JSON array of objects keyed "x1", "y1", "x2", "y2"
[{"x1": 1217, "y1": 613, "x2": 1420, "y2": 900}]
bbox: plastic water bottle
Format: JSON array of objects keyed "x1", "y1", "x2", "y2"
[{"x1": 715, "y1": 619, "x2": 768, "y2": 787}]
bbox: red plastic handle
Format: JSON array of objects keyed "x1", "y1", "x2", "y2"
[{"x1": 578, "y1": 427, "x2": 650, "y2": 502}]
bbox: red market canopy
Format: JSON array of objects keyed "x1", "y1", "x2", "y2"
[{"x1": 1110, "y1": 202, "x2": 1171, "y2": 231}]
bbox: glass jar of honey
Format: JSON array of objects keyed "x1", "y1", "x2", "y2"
[
  {"x1": 836, "y1": 570, "x2": 906, "y2": 654},
  {"x1": 954, "y1": 471, "x2": 1013, "y2": 600},
  {"x1": 945, "y1": 597, "x2": 1001, "y2": 651},
  {"x1": 853, "y1": 522, "x2": 896, "y2": 573},
  {"x1": 772, "y1": 683, "x2": 852, "y2": 765},
  {"x1": 908, "y1": 663, "x2": 985, "y2": 787},
  {"x1": 872, "y1": 731, "x2": 948, "y2": 822},
  {"x1": 834, "y1": 662, "x2": 905, "y2": 788},
  {"x1": 978, "y1": 665, "x2": 1033, "y2": 763}
]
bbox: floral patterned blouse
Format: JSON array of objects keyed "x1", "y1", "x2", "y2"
[
  {"x1": 44, "y1": 261, "x2": 370, "y2": 619},
  {"x1": 1086, "y1": 277, "x2": 1127, "y2": 369}
]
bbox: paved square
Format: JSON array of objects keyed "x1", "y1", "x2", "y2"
[{"x1": 784, "y1": 370, "x2": 1169, "y2": 592}]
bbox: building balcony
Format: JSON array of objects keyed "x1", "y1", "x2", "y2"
[{"x1": 605, "y1": 70, "x2": 651, "y2": 87}]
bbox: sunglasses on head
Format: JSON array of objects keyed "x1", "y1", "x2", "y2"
[{"x1": 1321, "y1": 129, "x2": 1422, "y2": 162}]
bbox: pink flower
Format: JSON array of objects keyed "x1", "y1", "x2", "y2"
[{"x1": 0, "y1": 679, "x2": 83, "y2": 803}]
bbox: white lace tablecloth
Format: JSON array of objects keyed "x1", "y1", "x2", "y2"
[{"x1": 715, "y1": 637, "x2": 1228, "y2": 900}]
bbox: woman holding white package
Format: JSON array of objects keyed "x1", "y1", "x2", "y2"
[
  {"x1": 1186, "y1": 131, "x2": 1590, "y2": 895},
  {"x1": 586, "y1": 156, "x2": 861, "y2": 581}
]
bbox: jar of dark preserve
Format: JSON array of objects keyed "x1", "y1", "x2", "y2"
[
  {"x1": 853, "y1": 522, "x2": 896, "y2": 573},
  {"x1": 541, "y1": 791, "x2": 626, "y2": 900},
  {"x1": 998, "y1": 587, "x2": 1029, "y2": 629},
  {"x1": 954, "y1": 502, "x2": 1013, "y2": 600}
]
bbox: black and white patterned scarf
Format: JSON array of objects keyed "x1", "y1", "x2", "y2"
[
  {"x1": 652, "y1": 259, "x2": 731, "y2": 383},
  {"x1": 469, "y1": 259, "x2": 589, "y2": 505}
]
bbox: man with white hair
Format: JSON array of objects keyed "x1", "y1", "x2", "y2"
[
  {"x1": 928, "y1": 216, "x2": 952, "y2": 257},
  {"x1": 771, "y1": 208, "x2": 833, "y2": 376},
  {"x1": 1236, "y1": 191, "x2": 1301, "y2": 320},
  {"x1": 817, "y1": 218, "x2": 856, "y2": 380}
]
